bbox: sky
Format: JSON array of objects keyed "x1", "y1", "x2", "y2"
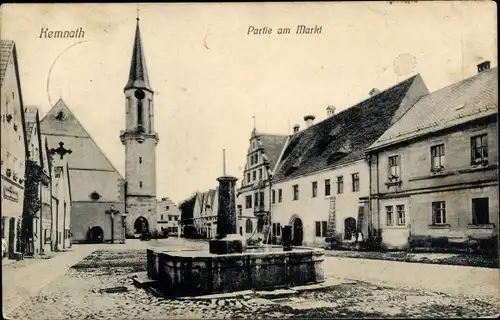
[{"x1": 1, "y1": 2, "x2": 497, "y2": 203}]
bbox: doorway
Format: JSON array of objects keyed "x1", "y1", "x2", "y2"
[
  {"x1": 344, "y1": 217, "x2": 357, "y2": 240},
  {"x1": 8, "y1": 218, "x2": 15, "y2": 258},
  {"x1": 134, "y1": 217, "x2": 149, "y2": 234},
  {"x1": 88, "y1": 226, "x2": 104, "y2": 243},
  {"x1": 292, "y1": 217, "x2": 303, "y2": 246}
]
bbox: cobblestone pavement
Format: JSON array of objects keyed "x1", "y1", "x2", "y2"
[
  {"x1": 323, "y1": 256, "x2": 500, "y2": 300},
  {"x1": 9, "y1": 248, "x2": 499, "y2": 319}
]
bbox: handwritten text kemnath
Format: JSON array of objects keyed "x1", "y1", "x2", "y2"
[
  {"x1": 39, "y1": 27, "x2": 85, "y2": 39},
  {"x1": 247, "y1": 25, "x2": 322, "y2": 35}
]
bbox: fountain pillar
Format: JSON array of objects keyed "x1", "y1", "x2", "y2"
[{"x1": 209, "y1": 175, "x2": 244, "y2": 254}]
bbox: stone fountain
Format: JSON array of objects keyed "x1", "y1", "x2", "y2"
[{"x1": 146, "y1": 153, "x2": 325, "y2": 297}]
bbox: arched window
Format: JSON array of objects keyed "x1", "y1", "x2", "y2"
[
  {"x1": 245, "y1": 219, "x2": 253, "y2": 233},
  {"x1": 137, "y1": 100, "x2": 143, "y2": 126}
]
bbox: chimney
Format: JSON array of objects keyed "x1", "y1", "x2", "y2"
[
  {"x1": 369, "y1": 88, "x2": 380, "y2": 96},
  {"x1": 326, "y1": 105, "x2": 336, "y2": 117},
  {"x1": 477, "y1": 61, "x2": 491, "y2": 73},
  {"x1": 293, "y1": 124, "x2": 300, "y2": 133},
  {"x1": 304, "y1": 115, "x2": 315, "y2": 128}
]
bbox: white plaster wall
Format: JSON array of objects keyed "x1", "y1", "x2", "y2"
[{"x1": 271, "y1": 160, "x2": 369, "y2": 246}]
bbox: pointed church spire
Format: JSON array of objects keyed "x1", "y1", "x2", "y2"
[{"x1": 124, "y1": 16, "x2": 152, "y2": 92}]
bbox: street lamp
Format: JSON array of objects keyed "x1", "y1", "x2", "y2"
[{"x1": 105, "y1": 205, "x2": 120, "y2": 244}]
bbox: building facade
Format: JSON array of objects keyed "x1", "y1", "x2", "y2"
[
  {"x1": 367, "y1": 63, "x2": 498, "y2": 250},
  {"x1": 269, "y1": 74, "x2": 429, "y2": 247},
  {"x1": 156, "y1": 197, "x2": 181, "y2": 236},
  {"x1": 41, "y1": 99, "x2": 125, "y2": 244},
  {"x1": 1, "y1": 40, "x2": 28, "y2": 259},
  {"x1": 236, "y1": 129, "x2": 288, "y2": 241},
  {"x1": 22, "y1": 107, "x2": 52, "y2": 256},
  {"x1": 120, "y1": 18, "x2": 159, "y2": 237},
  {"x1": 50, "y1": 159, "x2": 72, "y2": 251},
  {"x1": 193, "y1": 188, "x2": 219, "y2": 238}
]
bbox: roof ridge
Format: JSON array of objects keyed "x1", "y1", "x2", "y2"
[
  {"x1": 425, "y1": 66, "x2": 497, "y2": 95},
  {"x1": 299, "y1": 74, "x2": 419, "y2": 132}
]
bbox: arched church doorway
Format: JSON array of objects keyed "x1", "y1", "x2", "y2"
[
  {"x1": 291, "y1": 216, "x2": 303, "y2": 246},
  {"x1": 88, "y1": 226, "x2": 104, "y2": 243},
  {"x1": 344, "y1": 217, "x2": 357, "y2": 240},
  {"x1": 134, "y1": 216, "x2": 149, "y2": 234}
]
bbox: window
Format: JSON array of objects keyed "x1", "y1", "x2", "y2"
[
  {"x1": 250, "y1": 155, "x2": 254, "y2": 166},
  {"x1": 396, "y1": 205, "x2": 405, "y2": 225},
  {"x1": 431, "y1": 144, "x2": 445, "y2": 169},
  {"x1": 161, "y1": 214, "x2": 164, "y2": 221},
  {"x1": 245, "y1": 195, "x2": 252, "y2": 209},
  {"x1": 259, "y1": 168, "x2": 262, "y2": 179},
  {"x1": 247, "y1": 173, "x2": 251, "y2": 183},
  {"x1": 472, "y1": 197, "x2": 489, "y2": 225},
  {"x1": 272, "y1": 190, "x2": 276, "y2": 204},
  {"x1": 254, "y1": 192, "x2": 259, "y2": 207},
  {"x1": 293, "y1": 184, "x2": 299, "y2": 200},
  {"x1": 315, "y1": 221, "x2": 328, "y2": 237},
  {"x1": 272, "y1": 223, "x2": 281, "y2": 236},
  {"x1": 166, "y1": 205, "x2": 170, "y2": 210},
  {"x1": 259, "y1": 191, "x2": 265, "y2": 207},
  {"x1": 432, "y1": 201, "x2": 446, "y2": 224},
  {"x1": 139, "y1": 157, "x2": 142, "y2": 164},
  {"x1": 278, "y1": 189, "x2": 283, "y2": 203},
  {"x1": 337, "y1": 176, "x2": 344, "y2": 194},
  {"x1": 388, "y1": 155, "x2": 400, "y2": 179},
  {"x1": 352, "y1": 173, "x2": 360, "y2": 192},
  {"x1": 139, "y1": 181, "x2": 143, "y2": 188},
  {"x1": 174, "y1": 216, "x2": 178, "y2": 221},
  {"x1": 245, "y1": 219, "x2": 253, "y2": 233},
  {"x1": 471, "y1": 134, "x2": 488, "y2": 164},
  {"x1": 252, "y1": 171, "x2": 256, "y2": 181},
  {"x1": 312, "y1": 181, "x2": 318, "y2": 198},
  {"x1": 169, "y1": 216, "x2": 172, "y2": 221},
  {"x1": 325, "y1": 179, "x2": 331, "y2": 196},
  {"x1": 386, "y1": 206, "x2": 393, "y2": 226}
]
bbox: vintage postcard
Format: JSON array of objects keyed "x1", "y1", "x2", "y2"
[{"x1": 1, "y1": 1, "x2": 498, "y2": 319}]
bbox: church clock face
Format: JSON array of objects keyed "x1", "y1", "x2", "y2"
[{"x1": 134, "y1": 89, "x2": 145, "y2": 100}]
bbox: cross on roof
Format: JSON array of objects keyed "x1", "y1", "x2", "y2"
[{"x1": 50, "y1": 141, "x2": 72, "y2": 160}]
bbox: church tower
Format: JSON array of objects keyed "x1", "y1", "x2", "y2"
[{"x1": 120, "y1": 17, "x2": 159, "y2": 237}]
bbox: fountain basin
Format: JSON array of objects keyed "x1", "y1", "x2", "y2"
[{"x1": 146, "y1": 245, "x2": 325, "y2": 297}]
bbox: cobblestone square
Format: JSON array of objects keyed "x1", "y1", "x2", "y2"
[{"x1": 8, "y1": 243, "x2": 499, "y2": 319}]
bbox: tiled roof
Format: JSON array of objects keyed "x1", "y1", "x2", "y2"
[
  {"x1": 0, "y1": 40, "x2": 14, "y2": 85},
  {"x1": 273, "y1": 75, "x2": 426, "y2": 182},
  {"x1": 369, "y1": 67, "x2": 498, "y2": 150},
  {"x1": 124, "y1": 21, "x2": 151, "y2": 91},
  {"x1": 258, "y1": 133, "x2": 288, "y2": 171}
]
